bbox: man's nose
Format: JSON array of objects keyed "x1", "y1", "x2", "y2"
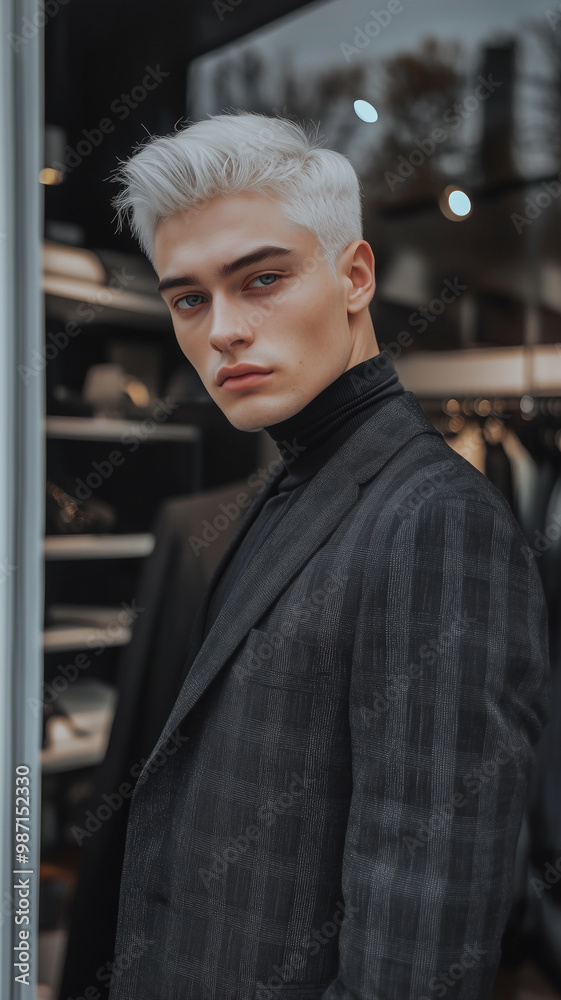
[{"x1": 208, "y1": 294, "x2": 253, "y2": 350}]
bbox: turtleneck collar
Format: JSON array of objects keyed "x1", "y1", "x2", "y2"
[{"x1": 263, "y1": 349, "x2": 405, "y2": 491}]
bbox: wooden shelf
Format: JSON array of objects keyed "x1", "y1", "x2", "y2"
[
  {"x1": 45, "y1": 415, "x2": 201, "y2": 442},
  {"x1": 41, "y1": 679, "x2": 117, "y2": 774},
  {"x1": 43, "y1": 624, "x2": 132, "y2": 654},
  {"x1": 394, "y1": 345, "x2": 561, "y2": 398},
  {"x1": 44, "y1": 534, "x2": 155, "y2": 560},
  {"x1": 43, "y1": 273, "x2": 171, "y2": 331}
]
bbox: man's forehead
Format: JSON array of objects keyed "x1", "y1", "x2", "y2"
[
  {"x1": 154, "y1": 191, "x2": 313, "y2": 253},
  {"x1": 158, "y1": 190, "x2": 279, "y2": 229},
  {"x1": 154, "y1": 197, "x2": 318, "y2": 282}
]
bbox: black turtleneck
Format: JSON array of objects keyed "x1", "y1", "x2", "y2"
[{"x1": 203, "y1": 349, "x2": 404, "y2": 639}]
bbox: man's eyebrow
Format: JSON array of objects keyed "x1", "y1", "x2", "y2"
[{"x1": 157, "y1": 245, "x2": 298, "y2": 295}]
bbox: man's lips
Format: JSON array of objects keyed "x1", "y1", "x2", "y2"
[{"x1": 219, "y1": 371, "x2": 273, "y2": 391}]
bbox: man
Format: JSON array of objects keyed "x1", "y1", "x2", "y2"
[{"x1": 106, "y1": 111, "x2": 550, "y2": 999}]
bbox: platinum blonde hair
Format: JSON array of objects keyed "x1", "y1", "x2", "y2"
[{"x1": 109, "y1": 111, "x2": 363, "y2": 277}]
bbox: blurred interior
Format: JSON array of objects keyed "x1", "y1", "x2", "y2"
[{"x1": 31, "y1": 1, "x2": 561, "y2": 997}]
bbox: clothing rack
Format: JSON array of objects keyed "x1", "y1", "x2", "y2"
[{"x1": 419, "y1": 394, "x2": 561, "y2": 439}]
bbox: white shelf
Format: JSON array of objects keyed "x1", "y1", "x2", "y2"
[
  {"x1": 42, "y1": 273, "x2": 166, "y2": 315},
  {"x1": 46, "y1": 603, "x2": 133, "y2": 626},
  {"x1": 41, "y1": 679, "x2": 117, "y2": 774},
  {"x1": 44, "y1": 533, "x2": 155, "y2": 560},
  {"x1": 43, "y1": 623, "x2": 132, "y2": 654},
  {"x1": 45, "y1": 415, "x2": 200, "y2": 442},
  {"x1": 394, "y1": 344, "x2": 561, "y2": 397},
  {"x1": 42, "y1": 274, "x2": 173, "y2": 336},
  {"x1": 43, "y1": 603, "x2": 136, "y2": 652}
]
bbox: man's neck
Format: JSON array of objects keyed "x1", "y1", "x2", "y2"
[{"x1": 264, "y1": 349, "x2": 405, "y2": 492}]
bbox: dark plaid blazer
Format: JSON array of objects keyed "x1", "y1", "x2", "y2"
[{"x1": 107, "y1": 390, "x2": 551, "y2": 1000}]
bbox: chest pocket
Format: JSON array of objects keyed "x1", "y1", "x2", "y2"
[{"x1": 233, "y1": 626, "x2": 330, "y2": 691}]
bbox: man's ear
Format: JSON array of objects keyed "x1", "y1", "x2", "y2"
[{"x1": 340, "y1": 240, "x2": 375, "y2": 314}]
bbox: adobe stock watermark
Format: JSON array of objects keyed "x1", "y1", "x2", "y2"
[
  {"x1": 530, "y1": 854, "x2": 561, "y2": 899},
  {"x1": 188, "y1": 490, "x2": 253, "y2": 555},
  {"x1": 199, "y1": 772, "x2": 309, "y2": 890},
  {"x1": 70, "y1": 397, "x2": 181, "y2": 505},
  {"x1": 385, "y1": 76, "x2": 501, "y2": 192},
  {"x1": 350, "y1": 332, "x2": 416, "y2": 393},
  {"x1": 51, "y1": 66, "x2": 169, "y2": 176},
  {"x1": 233, "y1": 567, "x2": 349, "y2": 685},
  {"x1": 341, "y1": 0, "x2": 414, "y2": 62},
  {"x1": 18, "y1": 266, "x2": 136, "y2": 385},
  {"x1": 187, "y1": 441, "x2": 306, "y2": 556},
  {"x1": 404, "y1": 736, "x2": 525, "y2": 858},
  {"x1": 521, "y1": 507, "x2": 561, "y2": 565},
  {"x1": 350, "y1": 279, "x2": 466, "y2": 383},
  {"x1": 256, "y1": 899, "x2": 360, "y2": 998},
  {"x1": 546, "y1": 3, "x2": 561, "y2": 29},
  {"x1": 417, "y1": 942, "x2": 488, "y2": 1000},
  {"x1": 510, "y1": 172, "x2": 561, "y2": 234},
  {"x1": 408, "y1": 277, "x2": 467, "y2": 332},
  {"x1": 213, "y1": 0, "x2": 243, "y2": 20},
  {"x1": 0, "y1": 556, "x2": 17, "y2": 585},
  {"x1": 358, "y1": 608, "x2": 477, "y2": 727},
  {"x1": 168, "y1": 122, "x2": 285, "y2": 210},
  {"x1": 157, "y1": 235, "x2": 335, "y2": 345},
  {"x1": 394, "y1": 460, "x2": 457, "y2": 518},
  {"x1": 447, "y1": 415, "x2": 509, "y2": 471},
  {"x1": 231, "y1": 244, "x2": 331, "y2": 336},
  {"x1": 84, "y1": 603, "x2": 144, "y2": 656},
  {"x1": 71, "y1": 726, "x2": 190, "y2": 845},
  {"x1": 64, "y1": 932, "x2": 156, "y2": 998},
  {"x1": 9, "y1": 0, "x2": 71, "y2": 52},
  {"x1": 27, "y1": 601, "x2": 145, "y2": 718},
  {"x1": 0, "y1": 888, "x2": 33, "y2": 930}
]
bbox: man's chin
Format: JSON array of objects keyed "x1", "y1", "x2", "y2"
[
  {"x1": 219, "y1": 394, "x2": 302, "y2": 432},
  {"x1": 221, "y1": 411, "x2": 266, "y2": 433},
  {"x1": 218, "y1": 400, "x2": 282, "y2": 433}
]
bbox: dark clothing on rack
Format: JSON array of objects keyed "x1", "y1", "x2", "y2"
[
  {"x1": 203, "y1": 349, "x2": 404, "y2": 638},
  {"x1": 57, "y1": 480, "x2": 262, "y2": 1000},
  {"x1": 484, "y1": 441, "x2": 514, "y2": 510}
]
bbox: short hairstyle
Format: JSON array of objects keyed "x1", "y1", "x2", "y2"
[{"x1": 109, "y1": 111, "x2": 363, "y2": 277}]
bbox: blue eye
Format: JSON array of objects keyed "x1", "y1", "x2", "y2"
[
  {"x1": 251, "y1": 273, "x2": 278, "y2": 287},
  {"x1": 176, "y1": 294, "x2": 205, "y2": 309}
]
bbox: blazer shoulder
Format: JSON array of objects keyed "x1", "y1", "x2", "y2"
[
  {"x1": 355, "y1": 425, "x2": 531, "y2": 564},
  {"x1": 365, "y1": 416, "x2": 509, "y2": 509}
]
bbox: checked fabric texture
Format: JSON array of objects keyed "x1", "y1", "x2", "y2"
[{"x1": 107, "y1": 391, "x2": 551, "y2": 1000}]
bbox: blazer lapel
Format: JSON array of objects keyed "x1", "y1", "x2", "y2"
[
  {"x1": 134, "y1": 392, "x2": 443, "y2": 785},
  {"x1": 179, "y1": 464, "x2": 285, "y2": 681}
]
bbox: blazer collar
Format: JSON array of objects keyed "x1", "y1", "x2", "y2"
[{"x1": 134, "y1": 391, "x2": 442, "y2": 787}]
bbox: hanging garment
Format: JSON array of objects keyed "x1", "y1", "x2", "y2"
[
  {"x1": 525, "y1": 647, "x2": 561, "y2": 994},
  {"x1": 57, "y1": 477, "x2": 261, "y2": 1000},
  {"x1": 540, "y1": 470, "x2": 561, "y2": 667},
  {"x1": 501, "y1": 426, "x2": 540, "y2": 540},
  {"x1": 445, "y1": 417, "x2": 487, "y2": 474},
  {"x1": 484, "y1": 440, "x2": 514, "y2": 509}
]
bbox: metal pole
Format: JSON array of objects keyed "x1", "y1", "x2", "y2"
[{"x1": 0, "y1": 0, "x2": 44, "y2": 995}]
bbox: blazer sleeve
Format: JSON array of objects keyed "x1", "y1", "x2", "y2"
[{"x1": 321, "y1": 494, "x2": 551, "y2": 1000}]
